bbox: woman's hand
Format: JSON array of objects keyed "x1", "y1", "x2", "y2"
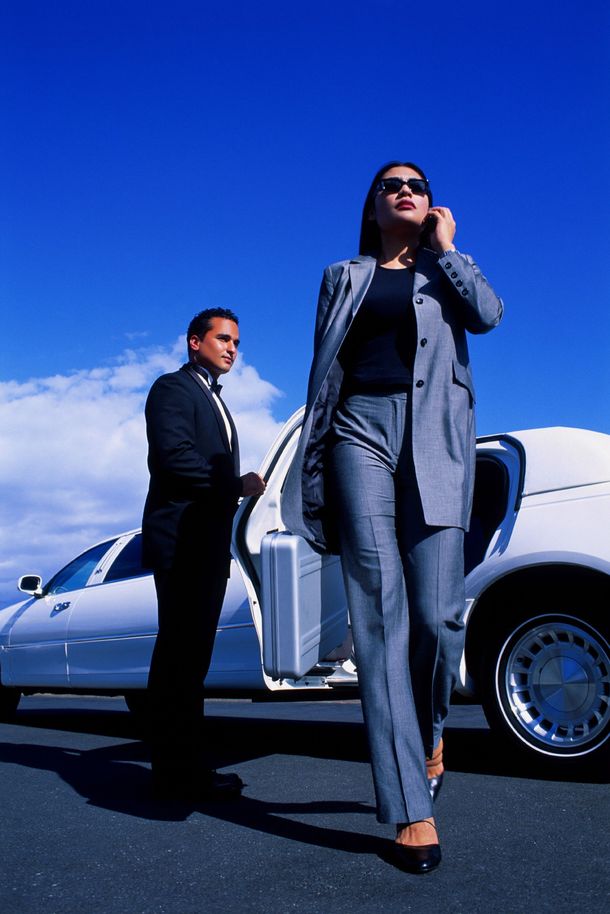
[{"x1": 426, "y1": 206, "x2": 456, "y2": 254}]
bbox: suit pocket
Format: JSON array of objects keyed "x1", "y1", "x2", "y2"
[{"x1": 452, "y1": 360, "x2": 476, "y2": 405}]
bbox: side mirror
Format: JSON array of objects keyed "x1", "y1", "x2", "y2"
[{"x1": 18, "y1": 574, "x2": 43, "y2": 597}]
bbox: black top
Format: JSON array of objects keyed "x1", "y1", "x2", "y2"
[{"x1": 338, "y1": 265, "x2": 416, "y2": 391}]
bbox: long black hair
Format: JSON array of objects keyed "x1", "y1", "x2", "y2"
[{"x1": 358, "y1": 161, "x2": 433, "y2": 257}]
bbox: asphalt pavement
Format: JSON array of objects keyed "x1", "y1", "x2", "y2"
[{"x1": 0, "y1": 695, "x2": 608, "y2": 914}]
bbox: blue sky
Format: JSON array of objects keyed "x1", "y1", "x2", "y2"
[{"x1": 1, "y1": 0, "x2": 609, "y2": 600}]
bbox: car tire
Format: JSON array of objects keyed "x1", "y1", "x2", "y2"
[
  {"x1": 481, "y1": 608, "x2": 610, "y2": 770},
  {"x1": 0, "y1": 680, "x2": 21, "y2": 720}
]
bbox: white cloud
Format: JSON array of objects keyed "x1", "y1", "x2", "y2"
[{"x1": 0, "y1": 340, "x2": 284, "y2": 607}]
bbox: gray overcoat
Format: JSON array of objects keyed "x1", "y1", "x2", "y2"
[{"x1": 281, "y1": 248, "x2": 503, "y2": 550}]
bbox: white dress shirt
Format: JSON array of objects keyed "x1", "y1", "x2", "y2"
[{"x1": 191, "y1": 365, "x2": 233, "y2": 449}]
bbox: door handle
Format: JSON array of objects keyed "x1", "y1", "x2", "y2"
[{"x1": 51, "y1": 601, "x2": 71, "y2": 615}]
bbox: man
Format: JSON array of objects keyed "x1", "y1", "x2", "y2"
[{"x1": 142, "y1": 308, "x2": 265, "y2": 800}]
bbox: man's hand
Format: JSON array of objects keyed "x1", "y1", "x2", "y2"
[{"x1": 240, "y1": 472, "x2": 266, "y2": 497}]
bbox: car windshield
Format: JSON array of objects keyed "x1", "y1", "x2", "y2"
[{"x1": 45, "y1": 540, "x2": 116, "y2": 595}]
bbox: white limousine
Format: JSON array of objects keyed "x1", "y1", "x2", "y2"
[{"x1": 1, "y1": 410, "x2": 609, "y2": 770}]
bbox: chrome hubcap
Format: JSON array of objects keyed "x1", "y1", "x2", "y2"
[{"x1": 501, "y1": 617, "x2": 610, "y2": 753}]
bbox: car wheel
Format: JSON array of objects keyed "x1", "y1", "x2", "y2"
[
  {"x1": 481, "y1": 610, "x2": 610, "y2": 767},
  {"x1": 0, "y1": 681, "x2": 21, "y2": 720}
]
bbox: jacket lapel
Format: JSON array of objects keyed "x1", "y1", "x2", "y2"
[
  {"x1": 309, "y1": 257, "x2": 375, "y2": 404},
  {"x1": 349, "y1": 257, "x2": 376, "y2": 315},
  {"x1": 226, "y1": 408, "x2": 240, "y2": 475},
  {"x1": 413, "y1": 247, "x2": 440, "y2": 294},
  {"x1": 183, "y1": 365, "x2": 234, "y2": 456}
]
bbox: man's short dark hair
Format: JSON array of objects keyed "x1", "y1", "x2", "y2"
[{"x1": 186, "y1": 308, "x2": 239, "y2": 346}]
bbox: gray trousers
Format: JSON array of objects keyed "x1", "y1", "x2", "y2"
[{"x1": 330, "y1": 391, "x2": 465, "y2": 824}]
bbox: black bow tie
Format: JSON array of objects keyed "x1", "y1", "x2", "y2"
[{"x1": 210, "y1": 379, "x2": 223, "y2": 395}]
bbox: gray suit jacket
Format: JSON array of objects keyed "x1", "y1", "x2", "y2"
[{"x1": 282, "y1": 248, "x2": 503, "y2": 550}]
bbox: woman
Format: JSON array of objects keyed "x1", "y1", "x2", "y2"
[{"x1": 282, "y1": 161, "x2": 503, "y2": 873}]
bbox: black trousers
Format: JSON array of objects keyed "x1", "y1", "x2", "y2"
[{"x1": 147, "y1": 561, "x2": 229, "y2": 779}]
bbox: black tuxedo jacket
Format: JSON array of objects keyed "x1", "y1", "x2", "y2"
[{"x1": 142, "y1": 363, "x2": 241, "y2": 574}]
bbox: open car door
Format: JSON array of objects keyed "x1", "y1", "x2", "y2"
[{"x1": 233, "y1": 407, "x2": 352, "y2": 688}]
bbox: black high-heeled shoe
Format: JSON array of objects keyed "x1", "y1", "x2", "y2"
[{"x1": 389, "y1": 821, "x2": 442, "y2": 875}]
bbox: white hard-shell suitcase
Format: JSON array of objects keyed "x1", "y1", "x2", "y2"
[{"x1": 260, "y1": 531, "x2": 348, "y2": 680}]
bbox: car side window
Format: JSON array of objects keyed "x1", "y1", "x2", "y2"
[
  {"x1": 104, "y1": 534, "x2": 149, "y2": 583},
  {"x1": 45, "y1": 540, "x2": 117, "y2": 595}
]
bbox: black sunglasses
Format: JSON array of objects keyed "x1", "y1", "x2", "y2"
[{"x1": 375, "y1": 177, "x2": 429, "y2": 196}]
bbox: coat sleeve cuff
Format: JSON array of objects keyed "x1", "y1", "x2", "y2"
[{"x1": 438, "y1": 250, "x2": 472, "y2": 299}]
